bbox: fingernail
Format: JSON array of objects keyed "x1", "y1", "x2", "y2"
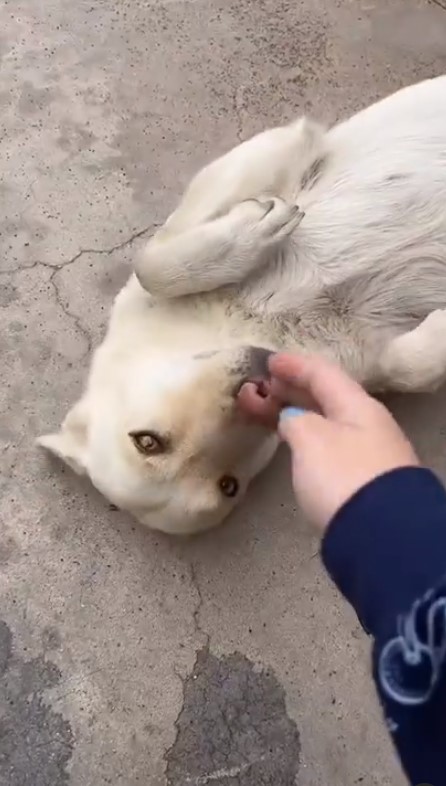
[{"x1": 280, "y1": 406, "x2": 306, "y2": 420}]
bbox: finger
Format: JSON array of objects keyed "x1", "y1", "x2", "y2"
[
  {"x1": 268, "y1": 378, "x2": 319, "y2": 412},
  {"x1": 269, "y1": 353, "x2": 371, "y2": 421},
  {"x1": 278, "y1": 406, "x2": 307, "y2": 440},
  {"x1": 278, "y1": 407, "x2": 325, "y2": 445}
]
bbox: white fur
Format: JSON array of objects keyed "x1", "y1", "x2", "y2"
[{"x1": 40, "y1": 76, "x2": 446, "y2": 534}]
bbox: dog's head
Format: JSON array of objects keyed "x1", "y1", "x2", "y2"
[{"x1": 38, "y1": 346, "x2": 278, "y2": 535}]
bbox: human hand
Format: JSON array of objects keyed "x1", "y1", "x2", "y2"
[{"x1": 239, "y1": 353, "x2": 419, "y2": 530}]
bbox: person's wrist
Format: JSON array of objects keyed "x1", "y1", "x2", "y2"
[{"x1": 320, "y1": 460, "x2": 420, "y2": 531}]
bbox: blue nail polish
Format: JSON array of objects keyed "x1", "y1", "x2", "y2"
[{"x1": 280, "y1": 406, "x2": 306, "y2": 420}]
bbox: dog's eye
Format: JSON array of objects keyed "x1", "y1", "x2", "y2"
[
  {"x1": 218, "y1": 475, "x2": 239, "y2": 498},
  {"x1": 129, "y1": 430, "x2": 165, "y2": 455}
]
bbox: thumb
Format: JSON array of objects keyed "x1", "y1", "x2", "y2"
[{"x1": 270, "y1": 353, "x2": 370, "y2": 422}]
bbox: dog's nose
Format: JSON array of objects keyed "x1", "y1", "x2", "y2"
[
  {"x1": 246, "y1": 346, "x2": 274, "y2": 380},
  {"x1": 231, "y1": 346, "x2": 274, "y2": 396}
]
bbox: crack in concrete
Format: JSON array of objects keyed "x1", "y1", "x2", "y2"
[
  {"x1": 48, "y1": 221, "x2": 157, "y2": 270},
  {"x1": 2, "y1": 222, "x2": 159, "y2": 357},
  {"x1": 189, "y1": 562, "x2": 210, "y2": 648},
  {"x1": 17, "y1": 179, "x2": 39, "y2": 221},
  {"x1": 49, "y1": 270, "x2": 92, "y2": 359},
  {"x1": 430, "y1": 0, "x2": 446, "y2": 9},
  {"x1": 1, "y1": 222, "x2": 157, "y2": 277}
]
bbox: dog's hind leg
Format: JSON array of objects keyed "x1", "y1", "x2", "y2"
[{"x1": 375, "y1": 310, "x2": 446, "y2": 392}]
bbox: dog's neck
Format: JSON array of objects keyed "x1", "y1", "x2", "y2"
[{"x1": 108, "y1": 275, "x2": 277, "y2": 357}]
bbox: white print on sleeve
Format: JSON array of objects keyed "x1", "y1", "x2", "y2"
[{"x1": 379, "y1": 591, "x2": 446, "y2": 707}]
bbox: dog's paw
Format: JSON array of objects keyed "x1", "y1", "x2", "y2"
[{"x1": 229, "y1": 197, "x2": 304, "y2": 244}]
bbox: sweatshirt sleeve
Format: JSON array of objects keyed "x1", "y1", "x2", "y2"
[{"x1": 321, "y1": 467, "x2": 446, "y2": 785}]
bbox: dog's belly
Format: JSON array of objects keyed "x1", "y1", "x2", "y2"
[
  {"x1": 255, "y1": 78, "x2": 446, "y2": 324},
  {"x1": 330, "y1": 74, "x2": 446, "y2": 153}
]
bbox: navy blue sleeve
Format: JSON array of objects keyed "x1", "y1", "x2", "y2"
[{"x1": 321, "y1": 467, "x2": 446, "y2": 786}]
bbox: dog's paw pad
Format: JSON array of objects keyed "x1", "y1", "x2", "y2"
[{"x1": 257, "y1": 197, "x2": 305, "y2": 238}]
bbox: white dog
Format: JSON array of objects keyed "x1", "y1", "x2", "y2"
[{"x1": 39, "y1": 75, "x2": 446, "y2": 535}]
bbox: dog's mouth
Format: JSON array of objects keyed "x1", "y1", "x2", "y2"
[
  {"x1": 232, "y1": 374, "x2": 272, "y2": 403},
  {"x1": 236, "y1": 376, "x2": 271, "y2": 400},
  {"x1": 235, "y1": 376, "x2": 281, "y2": 430},
  {"x1": 231, "y1": 346, "x2": 274, "y2": 396},
  {"x1": 251, "y1": 378, "x2": 270, "y2": 399}
]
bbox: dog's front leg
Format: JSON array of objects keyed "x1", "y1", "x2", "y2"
[{"x1": 135, "y1": 198, "x2": 304, "y2": 298}]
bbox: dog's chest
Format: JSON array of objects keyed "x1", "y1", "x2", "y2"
[{"x1": 112, "y1": 285, "x2": 271, "y2": 355}]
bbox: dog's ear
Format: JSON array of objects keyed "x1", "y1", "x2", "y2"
[{"x1": 37, "y1": 398, "x2": 89, "y2": 475}]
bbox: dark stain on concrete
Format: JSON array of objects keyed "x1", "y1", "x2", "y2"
[
  {"x1": 166, "y1": 648, "x2": 300, "y2": 785},
  {"x1": 18, "y1": 81, "x2": 60, "y2": 117},
  {"x1": 0, "y1": 283, "x2": 19, "y2": 308},
  {"x1": 56, "y1": 119, "x2": 97, "y2": 154},
  {"x1": 0, "y1": 619, "x2": 74, "y2": 786},
  {"x1": 0, "y1": 534, "x2": 19, "y2": 566},
  {"x1": 41, "y1": 626, "x2": 63, "y2": 653}
]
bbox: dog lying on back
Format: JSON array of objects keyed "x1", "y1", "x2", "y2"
[{"x1": 39, "y1": 75, "x2": 446, "y2": 535}]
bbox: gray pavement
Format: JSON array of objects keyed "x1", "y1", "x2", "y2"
[{"x1": 1, "y1": 0, "x2": 446, "y2": 783}]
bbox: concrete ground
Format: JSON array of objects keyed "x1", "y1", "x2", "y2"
[{"x1": 1, "y1": 0, "x2": 446, "y2": 783}]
